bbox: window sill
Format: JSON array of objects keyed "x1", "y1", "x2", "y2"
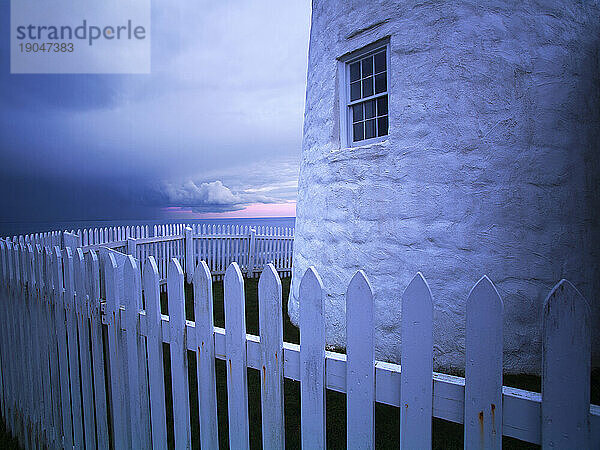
[
  {"x1": 341, "y1": 136, "x2": 389, "y2": 151},
  {"x1": 332, "y1": 138, "x2": 389, "y2": 156}
]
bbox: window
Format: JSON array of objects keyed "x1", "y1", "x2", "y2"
[{"x1": 345, "y1": 45, "x2": 389, "y2": 145}]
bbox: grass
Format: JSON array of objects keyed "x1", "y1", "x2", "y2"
[{"x1": 1, "y1": 276, "x2": 597, "y2": 449}]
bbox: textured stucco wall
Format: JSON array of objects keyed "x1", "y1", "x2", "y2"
[{"x1": 289, "y1": 0, "x2": 600, "y2": 374}]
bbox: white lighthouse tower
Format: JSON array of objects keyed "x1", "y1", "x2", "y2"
[{"x1": 289, "y1": 0, "x2": 600, "y2": 373}]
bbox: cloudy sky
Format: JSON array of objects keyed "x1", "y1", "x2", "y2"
[{"x1": 0, "y1": 1, "x2": 310, "y2": 229}]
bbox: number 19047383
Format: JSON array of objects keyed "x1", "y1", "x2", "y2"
[{"x1": 19, "y1": 42, "x2": 74, "y2": 52}]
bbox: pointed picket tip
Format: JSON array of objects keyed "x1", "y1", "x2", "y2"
[
  {"x1": 124, "y1": 255, "x2": 139, "y2": 289},
  {"x1": 73, "y1": 248, "x2": 85, "y2": 291},
  {"x1": 0, "y1": 242, "x2": 6, "y2": 271},
  {"x1": 35, "y1": 244, "x2": 43, "y2": 278},
  {"x1": 347, "y1": 270, "x2": 373, "y2": 297},
  {"x1": 544, "y1": 279, "x2": 590, "y2": 317},
  {"x1": 299, "y1": 266, "x2": 324, "y2": 295},
  {"x1": 194, "y1": 260, "x2": 212, "y2": 286},
  {"x1": 124, "y1": 256, "x2": 141, "y2": 312},
  {"x1": 259, "y1": 263, "x2": 281, "y2": 291},
  {"x1": 86, "y1": 249, "x2": 99, "y2": 267},
  {"x1": 124, "y1": 254, "x2": 138, "y2": 273},
  {"x1": 106, "y1": 252, "x2": 118, "y2": 271},
  {"x1": 143, "y1": 256, "x2": 161, "y2": 317},
  {"x1": 52, "y1": 246, "x2": 62, "y2": 263},
  {"x1": 74, "y1": 249, "x2": 85, "y2": 278},
  {"x1": 402, "y1": 272, "x2": 433, "y2": 307},
  {"x1": 168, "y1": 258, "x2": 184, "y2": 278},
  {"x1": 63, "y1": 245, "x2": 73, "y2": 260},
  {"x1": 466, "y1": 275, "x2": 503, "y2": 310},
  {"x1": 143, "y1": 256, "x2": 160, "y2": 280},
  {"x1": 24, "y1": 244, "x2": 34, "y2": 284},
  {"x1": 75, "y1": 247, "x2": 85, "y2": 264},
  {"x1": 85, "y1": 249, "x2": 100, "y2": 300},
  {"x1": 224, "y1": 262, "x2": 243, "y2": 285}
]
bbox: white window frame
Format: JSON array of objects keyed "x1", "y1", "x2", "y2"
[{"x1": 338, "y1": 39, "x2": 390, "y2": 149}]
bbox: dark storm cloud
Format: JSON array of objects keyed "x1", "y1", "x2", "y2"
[{"x1": 0, "y1": 1, "x2": 309, "y2": 224}]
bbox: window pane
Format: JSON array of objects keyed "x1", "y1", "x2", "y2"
[
  {"x1": 364, "y1": 100, "x2": 375, "y2": 119},
  {"x1": 361, "y1": 56, "x2": 373, "y2": 77},
  {"x1": 362, "y1": 77, "x2": 373, "y2": 97},
  {"x1": 352, "y1": 104, "x2": 363, "y2": 122},
  {"x1": 350, "y1": 81, "x2": 361, "y2": 101},
  {"x1": 375, "y1": 73, "x2": 387, "y2": 94},
  {"x1": 377, "y1": 96, "x2": 388, "y2": 116},
  {"x1": 349, "y1": 62, "x2": 360, "y2": 82},
  {"x1": 374, "y1": 51, "x2": 386, "y2": 73},
  {"x1": 353, "y1": 122, "x2": 364, "y2": 141},
  {"x1": 378, "y1": 116, "x2": 388, "y2": 137},
  {"x1": 365, "y1": 119, "x2": 376, "y2": 139}
]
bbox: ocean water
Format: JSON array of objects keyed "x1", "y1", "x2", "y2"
[{"x1": 1, "y1": 217, "x2": 295, "y2": 238}]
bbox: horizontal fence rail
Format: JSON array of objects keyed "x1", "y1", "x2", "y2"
[
  {"x1": 0, "y1": 239, "x2": 598, "y2": 449},
  {"x1": 4, "y1": 223, "x2": 295, "y2": 287}
]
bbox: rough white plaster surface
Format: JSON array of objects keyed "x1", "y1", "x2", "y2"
[{"x1": 289, "y1": 0, "x2": 600, "y2": 374}]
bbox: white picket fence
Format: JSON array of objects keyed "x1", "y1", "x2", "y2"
[
  {"x1": 0, "y1": 240, "x2": 598, "y2": 449},
  {"x1": 5, "y1": 230, "x2": 63, "y2": 249},
  {"x1": 7, "y1": 223, "x2": 295, "y2": 284}
]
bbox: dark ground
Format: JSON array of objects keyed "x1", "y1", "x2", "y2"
[{"x1": 1, "y1": 276, "x2": 598, "y2": 449}]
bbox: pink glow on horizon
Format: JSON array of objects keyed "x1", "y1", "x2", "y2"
[{"x1": 161, "y1": 201, "x2": 296, "y2": 219}]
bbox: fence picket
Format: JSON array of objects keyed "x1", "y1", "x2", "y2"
[
  {"x1": 13, "y1": 242, "x2": 29, "y2": 446},
  {"x1": 464, "y1": 276, "x2": 503, "y2": 449},
  {"x1": 74, "y1": 248, "x2": 97, "y2": 450},
  {"x1": 23, "y1": 245, "x2": 38, "y2": 446},
  {"x1": 193, "y1": 260, "x2": 219, "y2": 449},
  {"x1": 51, "y1": 247, "x2": 73, "y2": 450},
  {"x1": 0, "y1": 241, "x2": 10, "y2": 430},
  {"x1": 168, "y1": 258, "x2": 192, "y2": 449},
  {"x1": 63, "y1": 247, "x2": 86, "y2": 449},
  {"x1": 542, "y1": 279, "x2": 591, "y2": 448},
  {"x1": 10, "y1": 242, "x2": 19, "y2": 439},
  {"x1": 17, "y1": 244, "x2": 26, "y2": 445},
  {"x1": 346, "y1": 270, "x2": 375, "y2": 449},
  {"x1": 300, "y1": 266, "x2": 326, "y2": 449},
  {"x1": 34, "y1": 245, "x2": 52, "y2": 444},
  {"x1": 21, "y1": 245, "x2": 30, "y2": 443},
  {"x1": 218, "y1": 226, "x2": 224, "y2": 274},
  {"x1": 143, "y1": 256, "x2": 168, "y2": 450},
  {"x1": 400, "y1": 272, "x2": 433, "y2": 448},
  {"x1": 23, "y1": 244, "x2": 34, "y2": 448},
  {"x1": 16, "y1": 244, "x2": 32, "y2": 448},
  {"x1": 104, "y1": 252, "x2": 128, "y2": 450},
  {"x1": 0, "y1": 241, "x2": 12, "y2": 434},
  {"x1": 185, "y1": 227, "x2": 194, "y2": 280},
  {"x1": 85, "y1": 249, "x2": 110, "y2": 449},
  {"x1": 248, "y1": 228, "x2": 256, "y2": 276},
  {"x1": 259, "y1": 264, "x2": 285, "y2": 448},
  {"x1": 45, "y1": 247, "x2": 62, "y2": 448},
  {"x1": 124, "y1": 256, "x2": 144, "y2": 449},
  {"x1": 31, "y1": 244, "x2": 46, "y2": 443},
  {"x1": 10, "y1": 243, "x2": 21, "y2": 441},
  {"x1": 0, "y1": 241, "x2": 11, "y2": 423},
  {"x1": 224, "y1": 262, "x2": 250, "y2": 449}
]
